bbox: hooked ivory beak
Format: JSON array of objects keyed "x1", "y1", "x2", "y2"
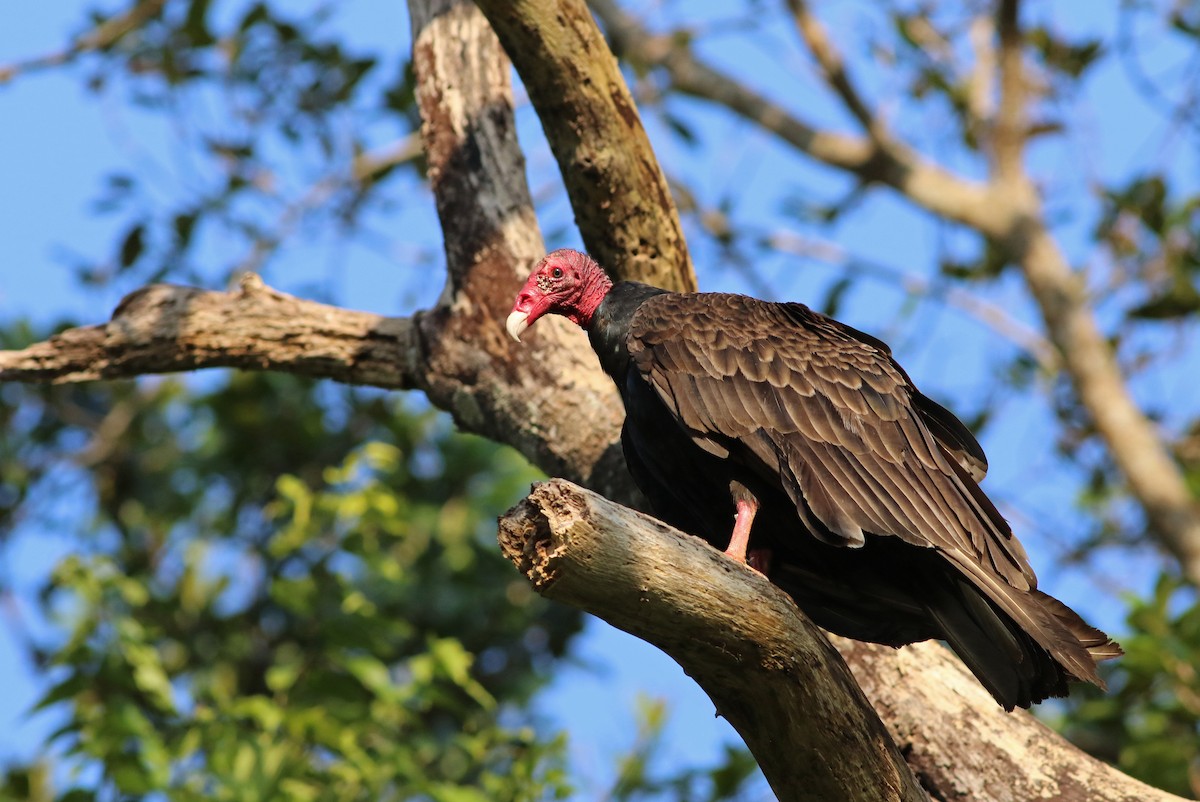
[{"x1": 506, "y1": 309, "x2": 531, "y2": 342}]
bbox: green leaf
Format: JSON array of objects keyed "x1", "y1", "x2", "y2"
[
  {"x1": 119, "y1": 223, "x2": 145, "y2": 268},
  {"x1": 426, "y1": 784, "x2": 493, "y2": 802}
]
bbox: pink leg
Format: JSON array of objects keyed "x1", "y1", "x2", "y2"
[{"x1": 724, "y1": 498, "x2": 757, "y2": 563}]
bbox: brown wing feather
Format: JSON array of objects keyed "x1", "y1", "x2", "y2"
[
  {"x1": 823, "y1": 313, "x2": 990, "y2": 481},
  {"x1": 626, "y1": 292, "x2": 1034, "y2": 591}
]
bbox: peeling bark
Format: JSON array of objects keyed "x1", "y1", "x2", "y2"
[
  {"x1": 837, "y1": 636, "x2": 1178, "y2": 802},
  {"x1": 406, "y1": 0, "x2": 630, "y2": 500}
]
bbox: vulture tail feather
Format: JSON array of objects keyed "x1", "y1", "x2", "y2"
[
  {"x1": 925, "y1": 567, "x2": 1121, "y2": 709},
  {"x1": 923, "y1": 576, "x2": 1064, "y2": 710}
]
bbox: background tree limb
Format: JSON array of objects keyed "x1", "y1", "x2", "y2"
[{"x1": 474, "y1": 0, "x2": 696, "y2": 293}]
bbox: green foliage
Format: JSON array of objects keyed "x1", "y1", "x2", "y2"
[
  {"x1": 0, "y1": 374, "x2": 579, "y2": 800},
  {"x1": 606, "y1": 699, "x2": 759, "y2": 802},
  {"x1": 1096, "y1": 175, "x2": 1200, "y2": 321},
  {"x1": 1058, "y1": 577, "x2": 1200, "y2": 798}
]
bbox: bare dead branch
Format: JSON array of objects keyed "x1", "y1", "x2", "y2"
[
  {"x1": 499, "y1": 479, "x2": 928, "y2": 802},
  {"x1": 0, "y1": 276, "x2": 420, "y2": 388},
  {"x1": 474, "y1": 0, "x2": 696, "y2": 293},
  {"x1": 503, "y1": 479, "x2": 1185, "y2": 802}
]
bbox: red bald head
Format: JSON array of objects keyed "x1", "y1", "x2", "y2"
[{"x1": 506, "y1": 249, "x2": 614, "y2": 341}]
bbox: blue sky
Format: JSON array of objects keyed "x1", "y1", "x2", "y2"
[{"x1": 2, "y1": 0, "x2": 1198, "y2": 794}]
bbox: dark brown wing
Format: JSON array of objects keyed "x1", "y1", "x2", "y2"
[
  {"x1": 626, "y1": 292, "x2": 1034, "y2": 591},
  {"x1": 821, "y1": 316, "x2": 989, "y2": 483}
]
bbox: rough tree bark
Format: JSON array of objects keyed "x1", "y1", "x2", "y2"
[
  {"x1": 408, "y1": 0, "x2": 632, "y2": 502},
  {"x1": 834, "y1": 636, "x2": 1171, "y2": 802},
  {"x1": 0, "y1": 1, "x2": 1179, "y2": 799},
  {"x1": 474, "y1": 0, "x2": 695, "y2": 292},
  {"x1": 502, "y1": 480, "x2": 1182, "y2": 802}
]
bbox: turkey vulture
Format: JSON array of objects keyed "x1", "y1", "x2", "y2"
[{"x1": 507, "y1": 248, "x2": 1120, "y2": 710}]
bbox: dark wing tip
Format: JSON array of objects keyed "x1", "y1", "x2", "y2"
[{"x1": 911, "y1": 391, "x2": 989, "y2": 482}]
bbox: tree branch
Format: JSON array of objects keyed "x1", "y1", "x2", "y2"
[
  {"x1": 406, "y1": 0, "x2": 632, "y2": 501},
  {"x1": 502, "y1": 480, "x2": 1186, "y2": 802},
  {"x1": 785, "y1": 0, "x2": 884, "y2": 141},
  {"x1": 0, "y1": 0, "x2": 165, "y2": 84},
  {"x1": 499, "y1": 479, "x2": 928, "y2": 802},
  {"x1": 836, "y1": 635, "x2": 1184, "y2": 802},
  {"x1": 1006, "y1": 218, "x2": 1200, "y2": 585},
  {"x1": 987, "y1": 4, "x2": 1200, "y2": 585},
  {"x1": 473, "y1": 0, "x2": 696, "y2": 293},
  {"x1": 0, "y1": 276, "x2": 420, "y2": 388},
  {"x1": 589, "y1": 0, "x2": 998, "y2": 231}
]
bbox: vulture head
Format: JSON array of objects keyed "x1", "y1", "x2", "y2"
[{"x1": 506, "y1": 249, "x2": 613, "y2": 341}]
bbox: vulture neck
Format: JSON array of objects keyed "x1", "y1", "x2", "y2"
[
  {"x1": 585, "y1": 281, "x2": 672, "y2": 380},
  {"x1": 571, "y1": 268, "x2": 614, "y2": 328}
]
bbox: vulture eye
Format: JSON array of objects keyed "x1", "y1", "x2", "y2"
[{"x1": 551, "y1": 266, "x2": 563, "y2": 278}]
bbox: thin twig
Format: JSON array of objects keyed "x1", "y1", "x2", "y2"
[
  {"x1": 0, "y1": 0, "x2": 165, "y2": 84},
  {"x1": 236, "y1": 136, "x2": 422, "y2": 274},
  {"x1": 785, "y1": 0, "x2": 885, "y2": 142},
  {"x1": 967, "y1": 15, "x2": 997, "y2": 140}
]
